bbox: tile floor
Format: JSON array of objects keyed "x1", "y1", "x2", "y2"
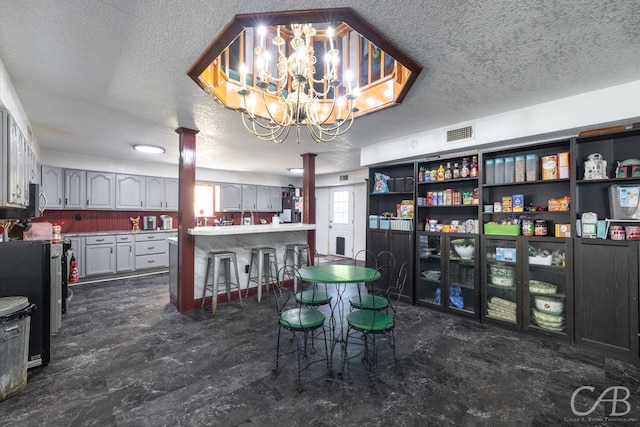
[{"x1": 1, "y1": 267, "x2": 640, "y2": 426}]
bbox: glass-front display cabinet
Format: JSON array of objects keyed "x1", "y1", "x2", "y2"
[
  {"x1": 523, "y1": 237, "x2": 573, "y2": 339},
  {"x1": 416, "y1": 232, "x2": 443, "y2": 307},
  {"x1": 482, "y1": 236, "x2": 519, "y2": 326},
  {"x1": 417, "y1": 232, "x2": 479, "y2": 318}
]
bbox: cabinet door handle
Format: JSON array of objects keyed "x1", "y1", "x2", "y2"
[
  {"x1": 96, "y1": 238, "x2": 104, "y2": 242},
  {"x1": 86, "y1": 199, "x2": 89, "y2": 206},
  {"x1": 110, "y1": 248, "x2": 113, "y2": 254},
  {"x1": 147, "y1": 246, "x2": 155, "y2": 250},
  {"x1": 58, "y1": 198, "x2": 62, "y2": 205},
  {"x1": 65, "y1": 198, "x2": 68, "y2": 204},
  {"x1": 148, "y1": 260, "x2": 155, "y2": 264},
  {"x1": 140, "y1": 201, "x2": 143, "y2": 207},
  {"x1": 130, "y1": 247, "x2": 132, "y2": 252}
]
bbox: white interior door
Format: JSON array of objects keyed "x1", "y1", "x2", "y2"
[{"x1": 329, "y1": 186, "x2": 354, "y2": 257}]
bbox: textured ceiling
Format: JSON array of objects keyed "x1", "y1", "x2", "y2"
[{"x1": 1, "y1": 0, "x2": 639, "y2": 176}]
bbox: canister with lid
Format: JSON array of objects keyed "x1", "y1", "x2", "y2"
[
  {"x1": 494, "y1": 158, "x2": 505, "y2": 184},
  {"x1": 541, "y1": 155, "x2": 558, "y2": 180},
  {"x1": 515, "y1": 155, "x2": 526, "y2": 182},
  {"x1": 526, "y1": 154, "x2": 538, "y2": 181},
  {"x1": 522, "y1": 219, "x2": 534, "y2": 236},
  {"x1": 504, "y1": 157, "x2": 515, "y2": 183},
  {"x1": 485, "y1": 159, "x2": 495, "y2": 185}
]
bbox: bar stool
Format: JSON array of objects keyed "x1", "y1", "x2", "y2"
[
  {"x1": 284, "y1": 243, "x2": 310, "y2": 292},
  {"x1": 246, "y1": 247, "x2": 279, "y2": 303},
  {"x1": 201, "y1": 251, "x2": 242, "y2": 314}
]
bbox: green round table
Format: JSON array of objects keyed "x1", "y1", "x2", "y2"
[{"x1": 297, "y1": 264, "x2": 380, "y2": 284}]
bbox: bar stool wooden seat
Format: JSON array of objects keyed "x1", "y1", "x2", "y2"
[
  {"x1": 246, "y1": 247, "x2": 279, "y2": 303},
  {"x1": 201, "y1": 250, "x2": 242, "y2": 314}
]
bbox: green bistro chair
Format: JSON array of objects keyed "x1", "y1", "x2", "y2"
[
  {"x1": 272, "y1": 265, "x2": 331, "y2": 392},
  {"x1": 340, "y1": 262, "x2": 408, "y2": 390}
]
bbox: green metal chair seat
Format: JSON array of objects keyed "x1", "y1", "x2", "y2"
[
  {"x1": 348, "y1": 294, "x2": 389, "y2": 311},
  {"x1": 295, "y1": 289, "x2": 332, "y2": 306},
  {"x1": 346, "y1": 309, "x2": 394, "y2": 332},
  {"x1": 279, "y1": 307, "x2": 326, "y2": 330}
]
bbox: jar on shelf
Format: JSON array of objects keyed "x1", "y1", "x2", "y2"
[
  {"x1": 515, "y1": 155, "x2": 526, "y2": 182},
  {"x1": 504, "y1": 157, "x2": 515, "y2": 183},
  {"x1": 522, "y1": 219, "x2": 534, "y2": 236},
  {"x1": 494, "y1": 158, "x2": 505, "y2": 184},
  {"x1": 485, "y1": 159, "x2": 495, "y2": 185},
  {"x1": 534, "y1": 220, "x2": 547, "y2": 236}
]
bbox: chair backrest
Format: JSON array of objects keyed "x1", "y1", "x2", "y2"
[
  {"x1": 386, "y1": 261, "x2": 409, "y2": 308},
  {"x1": 274, "y1": 264, "x2": 298, "y2": 314},
  {"x1": 354, "y1": 249, "x2": 377, "y2": 268}
]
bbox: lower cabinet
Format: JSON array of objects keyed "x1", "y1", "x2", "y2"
[
  {"x1": 135, "y1": 232, "x2": 169, "y2": 270},
  {"x1": 574, "y1": 239, "x2": 639, "y2": 359},
  {"x1": 417, "y1": 232, "x2": 479, "y2": 318},
  {"x1": 85, "y1": 235, "x2": 116, "y2": 276},
  {"x1": 367, "y1": 229, "x2": 414, "y2": 303},
  {"x1": 115, "y1": 234, "x2": 135, "y2": 272},
  {"x1": 482, "y1": 235, "x2": 573, "y2": 342},
  {"x1": 67, "y1": 236, "x2": 84, "y2": 279}
]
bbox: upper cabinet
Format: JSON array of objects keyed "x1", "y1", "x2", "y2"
[
  {"x1": 1, "y1": 110, "x2": 32, "y2": 208},
  {"x1": 86, "y1": 171, "x2": 115, "y2": 209},
  {"x1": 64, "y1": 169, "x2": 86, "y2": 209},
  {"x1": 217, "y1": 183, "x2": 242, "y2": 211},
  {"x1": 241, "y1": 184, "x2": 257, "y2": 211},
  {"x1": 145, "y1": 177, "x2": 178, "y2": 211},
  {"x1": 115, "y1": 174, "x2": 145, "y2": 210},
  {"x1": 41, "y1": 166, "x2": 64, "y2": 209},
  {"x1": 256, "y1": 186, "x2": 283, "y2": 212}
]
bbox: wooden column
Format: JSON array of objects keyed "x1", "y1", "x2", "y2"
[
  {"x1": 301, "y1": 153, "x2": 317, "y2": 263},
  {"x1": 176, "y1": 127, "x2": 198, "y2": 313}
]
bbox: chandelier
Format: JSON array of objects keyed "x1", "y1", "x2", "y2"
[{"x1": 236, "y1": 23, "x2": 359, "y2": 144}]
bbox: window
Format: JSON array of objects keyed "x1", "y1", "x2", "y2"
[
  {"x1": 333, "y1": 190, "x2": 349, "y2": 224},
  {"x1": 195, "y1": 184, "x2": 214, "y2": 217}
]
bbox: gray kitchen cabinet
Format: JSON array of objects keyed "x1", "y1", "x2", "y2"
[
  {"x1": 64, "y1": 169, "x2": 86, "y2": 209},
  {"x1": 217, "y1": 183, "x2": 242, "y2": 211},
  {"x1": 86, "y1": 171, "x2": 115, "y2": 209},
  {"x1": 256, "y1": 186, "x2": 283, "y2": 211},
  {"x1": 164, "y1": 178, "x2": 179, "y2": 210},
  {"x1": 67, "y1": 236, "x2": 84, "y2": 279},
  {"x1": 84, "y1": 235, "x2": 116, "y2": 276},
  {"x1": 1, "y1": 109, "x2": 28, "y2": 207},
  {"x1": 115, "y1": 174, "x2": 145, "y2": 210},
  {"x1": 145, "y1": 177, "x2": 178, "y2": 211},
  {"x1": 241, "y1": 184, "x2": 257, "y2": 211},
  {"x1": 135, "y1": 232, "x2": 169, "y2": 269},
  {"x1": 41, "y1": 165, "x2": 64, "y2": 209},
  {"x1": 116, "y1": 234, "x2": 135, "y2": 272}
]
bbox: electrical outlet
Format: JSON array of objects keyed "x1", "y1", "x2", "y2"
[
  {"x1": 75, "y1": 214, "x2": 82, "y2": 220},
  {"x1": 245, "y1": 265, "x2": 249, "y2": 273}
]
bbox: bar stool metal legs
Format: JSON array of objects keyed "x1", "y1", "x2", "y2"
[
  {"x1": 246, "y1": 247, "x2": 279, "y2": 303},
  {"x1": 202, "y1": 251, "x2": 242, "y2": 314},
  {"x1": 284, "y1": 243, "x2": 310, "y2": 292}
]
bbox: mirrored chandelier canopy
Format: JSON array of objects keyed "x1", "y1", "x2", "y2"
[{"x1": 237, "y1": 23, "x2": 359, "y2": 144}]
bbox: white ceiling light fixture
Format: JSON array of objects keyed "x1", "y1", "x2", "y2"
[
  {"x1": 132, "y1": 144, "x2": 166, "y2": 154},
  {"x1": 288, "y1": 168, "x2": 304, "y2": 174}
]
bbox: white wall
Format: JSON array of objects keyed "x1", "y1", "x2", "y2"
[{"x1": 361, "y1": 80, "x2": 640, "y2": 167}]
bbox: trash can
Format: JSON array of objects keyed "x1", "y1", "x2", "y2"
[{"x1": 0, "y1": 296, "x2": 36, "y2": 401}]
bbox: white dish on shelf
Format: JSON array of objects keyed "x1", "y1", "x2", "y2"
[
  {"x1": 534, "y1": 296, "x2": 564, "y2": 314},
  {"x1": 453, "y1": 245, "x2": 474, "y2": 259},
  {"x1": 529, "y1": 280, "x2": 557, "y2": 294}
]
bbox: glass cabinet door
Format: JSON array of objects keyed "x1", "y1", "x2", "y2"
[
  {"x1": 417, "y1": 232, "x2": 443, "y2": 307},
  {"x1": 446, "y1": 234, "x2": 478, "y2": 316},
  {"x1": 483, "y1": 237, "x2": 518, "y2": 325},
  {"x1": 524, "y1": 238, "x2": 571, "y2": 335}
]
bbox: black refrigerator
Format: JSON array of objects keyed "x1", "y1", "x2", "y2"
[{"x1": 0, "y1": 240, "x2": 51, "y2": 368}]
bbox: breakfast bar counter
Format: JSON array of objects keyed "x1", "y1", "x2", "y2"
[{"x1": 181, "y1": 224, "x2": 316, "y2": 305}]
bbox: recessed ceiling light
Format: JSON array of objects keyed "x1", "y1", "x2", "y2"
[
  {"x1": 133, "y1": 144, "x2": 165, "y2": 154},
  {"x1": 288, "y1": 168, "x2": 304, "y2": 174}
]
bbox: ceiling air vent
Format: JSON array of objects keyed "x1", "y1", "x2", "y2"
[
  {"x1": 339, "y1": 175, "x2": 349, "y2": 181},
  {"x1": 447, "y1": 125, "x2": 473, "y2": 143}
]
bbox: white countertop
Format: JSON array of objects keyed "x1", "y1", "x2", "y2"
[{"x1": 188, "y1": 223, "x2": 316, "y2": 236}]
